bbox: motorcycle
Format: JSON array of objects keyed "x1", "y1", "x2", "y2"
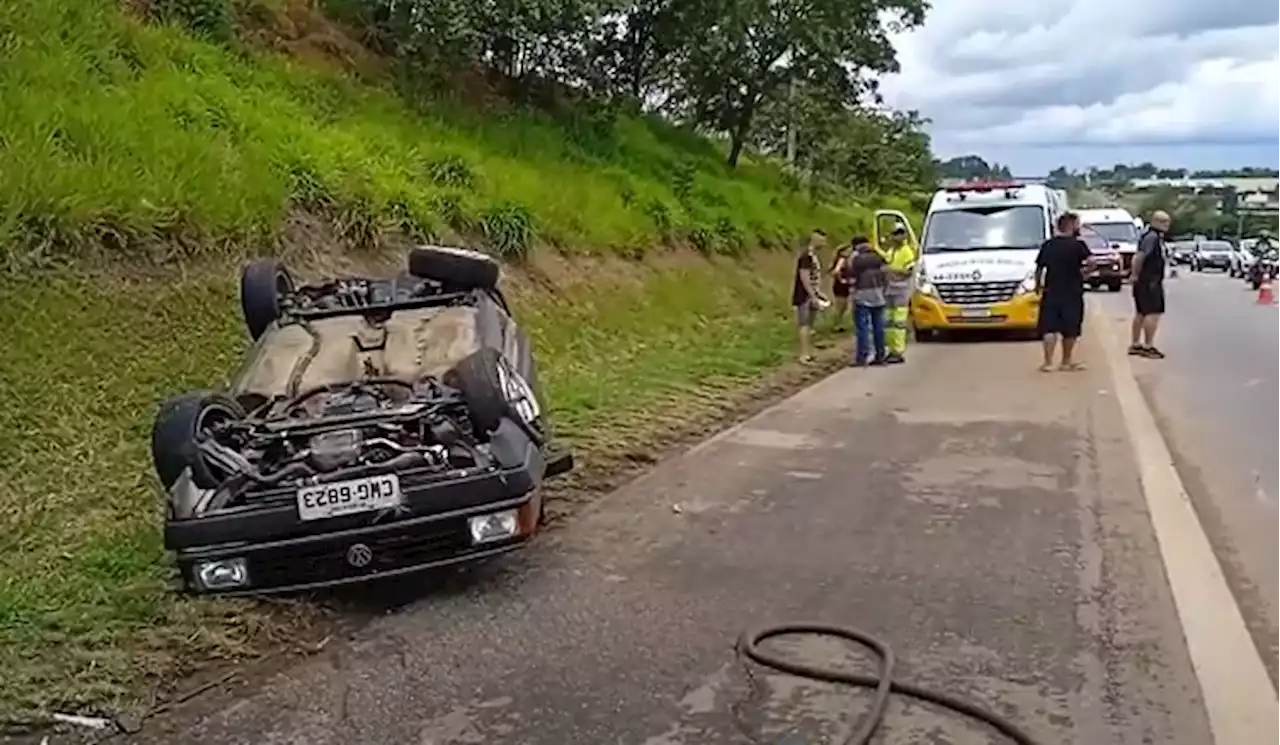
[{"x1": 1247, "y1": 253, "x2": 1278, "y2": 290}]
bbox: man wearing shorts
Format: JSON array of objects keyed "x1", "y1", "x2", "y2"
[
  {"x1": 1129, "y1": 210, "x2": 1170, "y2": 359},
  {"x1": 1034, "y1": 212, "x2": 1094, "y2": 371},
  {"x1": 792, "y1": 229, "x2": 827, "y2": 362}
]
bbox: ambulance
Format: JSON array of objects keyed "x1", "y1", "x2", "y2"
[{"x1": 883, "y1": 181, "x2": 1068, "y2": 338}]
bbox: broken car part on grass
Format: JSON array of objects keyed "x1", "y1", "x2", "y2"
[{"x1": 150, "y1": 245, "x2": 574, "y2": 596}]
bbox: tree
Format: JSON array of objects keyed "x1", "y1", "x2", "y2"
[
  {"x1": 752, "y1": 82, "x2": 934, "y2": 194},
  {"x1": 669, "y1": 0, "x2": 927, "y2": 168},
  {"x1": 933, "y1": 155, "x2": 1010, "y2": 181},
  {"x1": 587, "y1": 0, "x2": 693, "y2": 103},
  {"x1": 357, "y1": 0, "x2": 608, "y2": 87}
]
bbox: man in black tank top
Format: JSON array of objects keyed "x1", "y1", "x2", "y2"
[
  {"x1": 1129, "y1": 210, "x2": 1170, "y2": 359},
  {"x1": 791, "y1": 229, "x2": 827, "y2": 362}
]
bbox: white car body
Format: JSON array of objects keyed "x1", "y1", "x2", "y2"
[
  {"x1": 910, "y1": 181, "x2": 1068, "y2": 332},
  {"x1": 919, "y1": 182, "x2": 1067, "y2": 288},
  {"x1": 1076, "y1": 207, "x2": 1141, "y2": 274}
]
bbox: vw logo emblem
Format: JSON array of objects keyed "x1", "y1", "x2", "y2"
[
  {"x1": 346, "y1": 543, "x2": 373, "y2": 568},
  {"x1": 971, "y1": 269, "x2": 983, "y2": 280}
]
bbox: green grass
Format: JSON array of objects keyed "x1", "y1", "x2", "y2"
[
  {"x1": 0, "y1": 0, "x2": 871, "y2": 267},
  {"x1": 0, "y1": 251, "x2": 841, "y2": 715},
  {"x1": 0, "y1": 0, "x2": 917, "y2": 716}
]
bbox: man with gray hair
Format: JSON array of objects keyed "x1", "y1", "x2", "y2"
[{"x1": 1129, "y1": 210, "x2": 1171, "y2": 358}]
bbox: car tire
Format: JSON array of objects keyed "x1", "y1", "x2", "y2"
[
  {"x1": 151, "y1": 391, "x2": 246, "y2": 490},
  {"x1": 240, "y1": 260, "x2": 293, "y2": 340},
  {"x1": 1108, "y1": 281, "x2": 1122, "y2": 292},
  {"x1": 408, "y1": 245, "x2": 501, "y2": 290},
  {"x1": 446, "y1": 347, "x2": 538, "y2": 435}
]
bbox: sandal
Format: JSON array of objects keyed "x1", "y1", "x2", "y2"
[
  {"x1": 1038, "y1": 363, "x2": 1055, "y2": 373},
  {"x1": 1059, "y1": 362, "x2": 1086, "y2": 371}
]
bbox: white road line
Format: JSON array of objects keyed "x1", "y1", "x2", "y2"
[{"x1": 1095, "y1": 305, "x2": 1279, "y2": 744}]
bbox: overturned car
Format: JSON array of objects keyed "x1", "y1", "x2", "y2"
[{"x1": 150, "y1": 246, "x2": 572, "y2": 595}]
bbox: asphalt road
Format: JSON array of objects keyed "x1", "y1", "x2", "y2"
[
  {"x1": 121, "y1": 332, "x2": 1237, "y2": 745},
  {"x1": 1094, "y1": 268, "x2": 1279, "y2": 679}
]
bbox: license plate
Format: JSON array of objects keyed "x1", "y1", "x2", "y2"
[
  {"x1": 297, "y1": 474, "x2": 402, "y2": 521},
  {"x1": 959, "y1": 308, "x2": 992, "y2": 318}
]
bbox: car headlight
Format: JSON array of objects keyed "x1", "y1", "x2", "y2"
[
  {"x1": 915, "y1": 273, "x2": 935, "y2": 296},
  {"x1": 1015, "y1": 271, "x2": 1037, "y2": 295},
  {"x1": 468, "y1": 509, "x2": 520, "y2": 544},
  {"x1": 194, "y1": 558, "x2": 250, "y2": 590}
]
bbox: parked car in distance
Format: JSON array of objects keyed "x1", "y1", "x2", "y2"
[
  {"x1": 1079, "y1": 225, "x2": 1124, "y2": 291},
  {"x1": 1168, "y1": 240, "x2": 1194, "y2": 266},
  {"x1": 1230, "y1": 239, "x2": 1257, "y2": 278},
  {"x1": 1191, "y1": 240, "x2": 1233, "y2": 272}
]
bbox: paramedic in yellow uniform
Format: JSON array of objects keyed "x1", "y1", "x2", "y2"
[{"x1": 876, "y1": 224, "x2": 917, "y2": 363}]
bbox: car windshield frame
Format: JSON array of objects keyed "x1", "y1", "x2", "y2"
[
  {"x1": 921, "y1": 204, "x2": 1047, "y2": 253},
  {"x1": 1077, "y1": 226, "x2": 1111, "y2": 252},
  {"x1": 1084, "y1": 221, "x2": 1139, "y2": 244},
  {"x1": 1199, "y1": 242, "x2": 1232, "y2": 253}
]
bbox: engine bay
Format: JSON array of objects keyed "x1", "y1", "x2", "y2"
[{"x1": 198, "y1": 380, "x2": 492, "y2": 498}]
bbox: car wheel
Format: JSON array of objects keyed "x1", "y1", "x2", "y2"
[
  {"x1": 1108, "y1": 281, "x2": 1122, "y2": 292},
  {"x1": 446, "y1": 347, "x2": 541, "y2": 436},
  {"x1": 240, "y1": 260, "x2": 293, "y2": 340},
  {"x1": 151, "y1": 391, "x2": 246, "y2": 490},
  {"x1": 408, "y1": 245, "x2": 501, "y2": 290}
]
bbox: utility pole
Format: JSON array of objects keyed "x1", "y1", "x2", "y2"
[{"x1": 785, "y1": 74, "x2": 797, "y2": 169}]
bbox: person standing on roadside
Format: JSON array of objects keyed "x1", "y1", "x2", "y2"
[
  {"x1": 875, "y1": 224, "x2": 917, "y2": 364},
  {"x1": 1129, "y1": 210, "x2": 1170, "y2": 359},
  {"x1": 845, "y1": 236, "x2": 888, "y2": 367},
  {"x1": 791, "y1": 228, "x2": 828, "y2": 363},
  {"x1": 1034, "y1": 212, "x2": 1095, "y2": 372},
  {"x1": 829, "y1": 244, "x2": 852, "y2": 332}
]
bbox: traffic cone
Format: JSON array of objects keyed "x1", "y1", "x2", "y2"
[{"x1": 1257, "y1": 275, "x2": 1275, "y2": 305}]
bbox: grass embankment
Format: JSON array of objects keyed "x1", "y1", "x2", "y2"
[
  {"x1": 0, "y1": 253, "x2": 848, "y2": 716},
  {"x1": 0, "y1": 0, "x2": 868, "y2": 264},
  {"x1": 0, "y1": 0, "x2": 905, "y2": 719}
]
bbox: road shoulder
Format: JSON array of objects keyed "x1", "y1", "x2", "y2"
[
  {"x1": 1093, "y1": 302, "x2": 1278, "y2": 744},
  {"x1": 125, "y1": 333, "x2": 1220, "y2": 745}
]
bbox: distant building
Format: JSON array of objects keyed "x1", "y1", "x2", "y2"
[{"x1": 1126, "y1": 176, "x2": 1279, "y2": 214}]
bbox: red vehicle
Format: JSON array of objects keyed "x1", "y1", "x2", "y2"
[{"x1": 1079, "y1": 225, "x2": 1124, "y2": 291}]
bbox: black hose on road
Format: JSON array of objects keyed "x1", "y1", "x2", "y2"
[{"x1": 737, "y1": 623, "x2": 1045, "y2": 745}]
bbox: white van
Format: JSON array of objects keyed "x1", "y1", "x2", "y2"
[
  {"x1": 1076, "y1": 208, "x2": 1141, "y2": 274},
  {"x1": 908, "y1": 181, "x2": 1068, "y2": 336}
]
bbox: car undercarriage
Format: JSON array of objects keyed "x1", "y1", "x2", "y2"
[{"x1": 150, "y1": 246, "x2": 571, "y2": 594}]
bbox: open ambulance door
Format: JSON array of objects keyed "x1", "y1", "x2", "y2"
[{"x1": 872, "y1": 209, "x2": 919, "y2": 252}]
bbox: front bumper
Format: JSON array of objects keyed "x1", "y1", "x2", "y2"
[
  {"x1": 910, "y1": 291, "x2": 1039, "y2": 331},
  {"x1": 1198, "y1": 256, "x2": 1231, "y2": 269},
  {"x1": 168, "y1": 421, "x2": 554, "y2": 595},
  {"x1": 1087, "y1": 261, "x2": 1125, "y2": 283}
]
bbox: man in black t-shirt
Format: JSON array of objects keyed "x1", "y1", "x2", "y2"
[
  {"x1": 1129, "y1": 210, "x2": 1170, "y2": 358},
  {"x1": 791, "y1": 228, "x2": 827, "y2": 362},
  {"x1": 1034, "y1": 212, "x2": 1094, "y2": 371}
]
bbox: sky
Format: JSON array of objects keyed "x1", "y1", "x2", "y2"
[{"x1": 877, "y1": 0, "x2": 1280, "y2": 175}]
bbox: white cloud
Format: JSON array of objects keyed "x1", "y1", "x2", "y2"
[{"x1": 879, "y1": 0, "x2": 1280, "y2": 169}]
